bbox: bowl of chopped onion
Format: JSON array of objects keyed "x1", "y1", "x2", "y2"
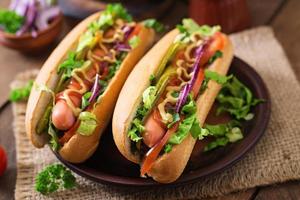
[{"x1": 0, "y1": 0, "x2": 63, "y2": 52}]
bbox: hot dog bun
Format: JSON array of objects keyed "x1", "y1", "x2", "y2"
[
  {"x1": 112, "y1": 29, "x2": 233, "y2": 183},
  {"x1": 25, "y1": 12, "x2": 155, "y2": 163}
]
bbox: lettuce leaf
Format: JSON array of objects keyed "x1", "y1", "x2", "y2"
[
  {"x1": 204, "y1": 70, "x2": 232, "y2": 85},
  {"x1": 77, "y1": 112, "x2": 97, "y2": 136},
  {"x1": 216, "y1": 76, "x2": 264, "y2": 120},
  {"x1": 203, "y1": 120, "x2": 243, "y2": 152},
  {"x1": 176, "y1": 18, "x2": 221, "y2": 39},
  {"x1": 143, "y1": 19, "x2": 165, "y2": 33},
  {"x1": 58, "y1": 52, "x2": 84, "y2": 80}
]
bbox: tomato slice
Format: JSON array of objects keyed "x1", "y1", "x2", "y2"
[
  {"x1": 143, "y1": 110, "x2": 166, "y2": 148},
  {"x1": 141, "y1": 123, "x2": 179, "y2": 176},
  {"x1": 191, "y1": 67, "x2": 205, "y2": 98},
  {"x1": 128, "y1": 24, "x2": 142, "y2": 40},
  {"x1": 59, "y1": 121, "x2": 80, "y2": 145},
  {"x1": 0, "y1": 146, "x2": 7, "y2": 176}
]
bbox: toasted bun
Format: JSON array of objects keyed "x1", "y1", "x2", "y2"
[
  {"x1": 112, "y1": 30, "x2": 233, "y2": 182},
  {"x1": 25, "y1": 12, "x2": 156, "y2": 163}
]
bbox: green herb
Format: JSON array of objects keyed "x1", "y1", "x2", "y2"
[
  {"x1": 0, "y1": 9, "x2": 24, "y2": 33},
  {"x1": 35, "y1": 164, "x2": 76, "y2": 195},
  {"x1": 208, "y1": 50, "x2": 223, "y2": 64},
  {"x1": 81, "y1": 92, "x2": 92, "y2": 110},
  {"x1": 216, "y1": 76, "x2": 264, "y2": 120},
  {"x1": 128, "y1": 35, "x2": 140, "y2": 49},
  {"x1": 77, "y1": 112, "x2": 97, "y2": 136},
  {"x1": 58, "y1": 52, "x2": 84, "y2": 81},
  {"x1": 9, "y1": 80, "x2": 33, "y2": 102},
  {"x1": 143, "y1": 19, "x2": 165, "y2": 33},
  {"x1": 204, "y1": 70, "x2": 232, "y2": 85}
]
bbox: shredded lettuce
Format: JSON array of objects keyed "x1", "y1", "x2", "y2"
[
  {"x1": 77, "y1": 3, "x2": 132, "y2": 53},
  {"x1": 143, "y1": 19, "x2": 165, "y2": 33},
  {"x1": 142, "y1": 86, "x2": 157, "y2": 110},
  {"x1": 176, "y1": 18, "x2": 221, "y2": 40},
  {"x1": 128, "y1": 35, "x2": 140, "y2": 49},
  {"x1": 58, "y1": 52, "x2": 84, "y2": 80},
  {"x1": 203, "y1": 120, "x2": 243, "y2": 152},
  {"x1": 167, "y1": 95, "x2": 207, "y2": 147},
  {"x1": 204, "y1": 70, "x2": 232, "y2": 85},
  {"x1": 128, "y1": 119, "x2": 144, "y2": 142},
  {"x1": 81, "y1": 92, "x2": 92, "y2": 110},
  {"x1": 216, "y1": 76, "x2": 264, "y2": 120},
  {"x1": 77, "y1": 112, "x2": 97, "y2": 136},
  {"x1": 48, "y1": 119, "x2": 60, "y2": 151}
]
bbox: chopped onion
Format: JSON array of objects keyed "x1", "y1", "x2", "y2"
[
  {"x1": 17, "y1": 1, "x2": 37, "y2": 36},
  {"x1": 35, "y1": 6, "x2": 60, "y2": 30},
  {"x1": 88, "y1": 74, "x2": 101, "y2": 103},
  {"x1": 10, "y1": 0, "x2": 60, "y2": 36},
  {"x1": 175, "y1": 42, "x2": 208, "y2": 112}
]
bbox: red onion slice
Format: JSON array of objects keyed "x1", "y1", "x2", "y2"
[
  {"x1": 35, "y1": 6, "x2": 60, "y2": 31},
  {"x1": 88, "y1": 74, "x2": 101, "y2": 103},
  {"x1": 175, "y1": 41, "x2": 208, "y2": 112}
]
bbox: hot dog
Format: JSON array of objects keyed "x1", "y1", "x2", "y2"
[
  {"x1": 25, "y1": 4, "x2": 157, "y2": 163},
  {"x1": 112, "y1": 19, "x2": 233, "y2": 183}
]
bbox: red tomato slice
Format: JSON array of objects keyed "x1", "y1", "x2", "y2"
[
  {"x1": 143, "y1": 110, "x2": 166, "y2": 148},
  {"x1": 0, "y1": 146, "x2": 7, "y2": 176},
  {"x1": 191, "y1": 67, "x2": 205, "y2": 98},
  {"x1": 59, "y1": 121, "x2": 80, "y2": 145},
  {"x1": 128, "y1": 24, "x2": 142, "y2": 40},
  {"x1": 141, "y1": 123, "x2": 179, "y2": 176}
]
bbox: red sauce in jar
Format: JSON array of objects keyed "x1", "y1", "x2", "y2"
[{"x1": 189, "y1": 0, "x2": 251, "y2": 33}]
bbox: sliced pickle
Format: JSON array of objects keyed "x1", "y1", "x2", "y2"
[
  {"x1": 36, "y1": 104, "x2": 53, "y2": 135},
  {"x1": 155, "y1": 42, "x2": 181, "y2": 82},
  {"x1": 142, "y1": 66, "x2": 177, "y2": 122}
]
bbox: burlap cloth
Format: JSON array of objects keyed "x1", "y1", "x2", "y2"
[{"x1": 11, "y1": 26, "x2": 300, "y2": 199}]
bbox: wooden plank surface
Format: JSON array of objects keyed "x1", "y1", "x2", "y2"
[
  {"x1": 272, "y1": 0, "x2": 300, "y2": 81},
  {"x1": 0, "y1": 0, "x2": 299, "y2": 199}
]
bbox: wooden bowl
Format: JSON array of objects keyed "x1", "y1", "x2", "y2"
[
  {"x1": 0, "y1": 13, "x2": 63, "y2": 52},
  {"x1": 54, "y1": 57, "x2": 271, "y2": 187}
]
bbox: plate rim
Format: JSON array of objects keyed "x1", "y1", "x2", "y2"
[{"x1": 54, "y1": 56, "x2": 271, "y2": 187}]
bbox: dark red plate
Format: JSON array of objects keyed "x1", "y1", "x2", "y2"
[{"x1": 54, "y1": 57, "x2": 271, "y2": 187}]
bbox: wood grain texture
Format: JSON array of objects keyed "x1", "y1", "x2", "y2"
[
  {"x1": 272, "y1": 0, "x2": 300, "y2": 81},
  {"x1": 208, "y1": 189, "x2": 256, "y2": 200},
  {"x1": 247, "y1": 0, "x2": 286, "y2": 25},
  {"x1": 255, "y1": 181, "x2": 300, "y2": 200}
]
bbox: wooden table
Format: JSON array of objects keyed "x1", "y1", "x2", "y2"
[{"x1": 0, "y1": 0, "x2": 299, "y2": 199}]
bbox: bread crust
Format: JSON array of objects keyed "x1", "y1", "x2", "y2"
[
  {"x1": 25, "y1": 12, "x2": 155, "y2": 163},
  {"x1": 112, "y1": 30, "x2": 233, "y2": 183}
]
